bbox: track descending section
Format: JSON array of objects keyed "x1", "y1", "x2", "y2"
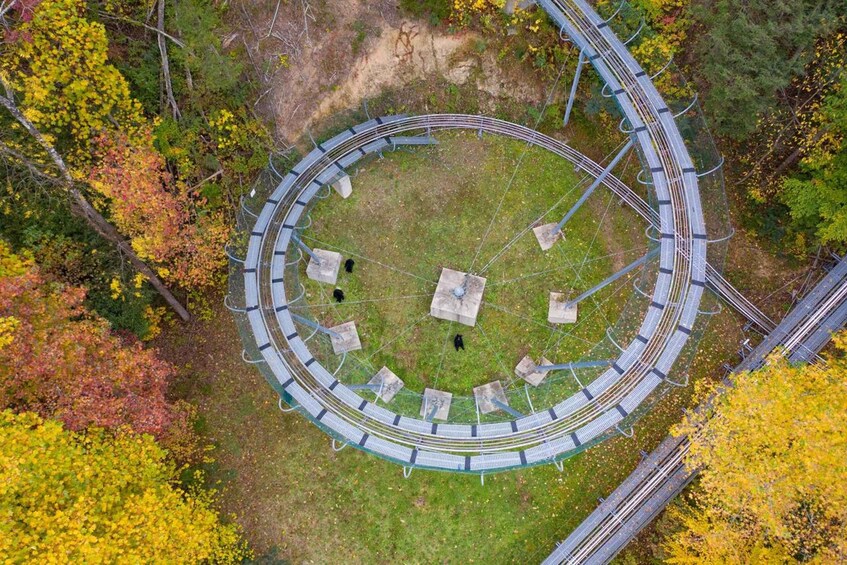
[
  {"x1": 542, "y1": 256, "x2": 847, "y2": 564},
  {"x1": 236, "y1": 0, "x2": 707, "y2": 473}
]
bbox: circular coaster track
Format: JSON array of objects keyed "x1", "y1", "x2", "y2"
[{"x1": 235, "y1": 0, "x2": 706, "y2": 474}]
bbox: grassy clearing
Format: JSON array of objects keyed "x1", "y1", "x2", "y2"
[
  {"x1": 294, "y1": 132, "x2": 646, "y2": 420},
  {"x1": 157, "y1": 128, "x2": 748, "y2": 563},
  {"x1": 161, "y1": 293, "x2": 743, "y2": 563}
]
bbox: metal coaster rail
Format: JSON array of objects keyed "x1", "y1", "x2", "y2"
[
  {"x1": 239, "y1": 0, "x2": 712, "y2": 472},
  {"x1": 242, "y1": 117, "x2": 699, "y2": 470},
  {"x1": 542, "y1": 257, "x2": 847, "y2": 564}
]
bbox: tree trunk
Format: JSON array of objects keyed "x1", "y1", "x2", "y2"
[
  {"x1": 0, "y1": 88, "x2": 190, "y2": 321},
  {"x1": 771, "y1": 127, "x2": 828, "y2": 179},
  {"x1": 157, "y1": 0, "x2": 180, "y2": 120},
  {"x1": 69, "y1": 190, "x2": 190, "y2": 320}
]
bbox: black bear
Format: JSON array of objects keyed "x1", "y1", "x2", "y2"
[
  {"x1": 454, "y1": 333, "x2": 465, "y2": 351},
  {"x1": 333, "y1": 288, "x2": 345, "y2": 303},
  {"x1": 345, "y1": 258, "x2": 355, "y2": 273}
]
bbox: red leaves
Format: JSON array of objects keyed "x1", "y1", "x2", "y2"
[
  {"x1": 87, "y1": 129, "x2": 229, "y2": 290},
  {"x1": 10, "y1": 0, "x2": 41, "y2": 22},
  {"x1": 2, "y1": 0, "x2": 43, "y2": 43},
  {"x1": 0, "y1": 247, "x2": 190, "y2": 444},
  {"x1": 88, "y1": 130, "x2": 187, "y2": 262}
]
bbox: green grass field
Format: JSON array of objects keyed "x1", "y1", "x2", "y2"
[
  {"x1": 293, "y1": 132, "x2": 647, "y2": 420},
  {"x1": 160, "y1": 130, "x2": 745, "y2": 562},
  {"x1": 164, "y1": 299, "x2": 741, "y2": 563}
]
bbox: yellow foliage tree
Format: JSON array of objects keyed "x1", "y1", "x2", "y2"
[
  {"x1": 0, "y1": 411, "x2": 250, "y2": 563},
  {"x1": 1, "y1": 0, "x2": 144, "y2": 159},
  {"x1": 664, "y1": 338, "x2": 847, "y2": 562},
  {"x1": 0, "y1": 244, "x2": 28, "y2": 349}
]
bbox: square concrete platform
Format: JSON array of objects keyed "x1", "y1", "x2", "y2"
[
  {"x1": 332, "y1": 174, "x2": 352, "y2": 198},
  {"x1": 329, "y1": 321, "x2": 362, "y2": 354},
  {"x1": 305, "y1": 248, "x2": 342, "y2": 285},
  {"x1": 420, "y1": 388, "x2": 452, "y2": 421},
  {"x1": 548, "y1": 292, "x2": 578, "y2": 324},
  {"x1": 533, "y1": 223, "x2": 563, "y2": 251},
  {"x1": 474, "y1": 380, "x2": 509, "y2": 415},
  {"x1": 515, "y1": 355, "x2": 553, "y2": 387},
  {"x1": 430, "y1": 268, "x2": 487, "y2": 327},
  {"x1": 368, "y1": 366, "x2": 404, "y2": 403}
]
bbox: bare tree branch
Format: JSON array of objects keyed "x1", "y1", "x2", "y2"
[
  {"x1": 265, "y1": 0, "x2": 281, "y2": 39},
  {"x1": 97, "y1": 10, "x2": 186, "y2": 47},
  {"x1": 0, "y1": 0, "x2": 14, "y2": 28},
  {"x1": 0, "y1": 139, "x2": 64, "y2": 185},
  {"x1": 157, "y1": 0, "x2": 181, "y2": 120},
  {"x1": 0, "y1": 83, "x2": 191, "y2": 321},
  {"x1": 189, "y1": 168, "x2": 223, "y2": 190}
]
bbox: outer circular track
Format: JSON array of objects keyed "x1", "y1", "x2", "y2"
[{"x1": 239, "y1": 1, "x2": 706, "y2": 473}]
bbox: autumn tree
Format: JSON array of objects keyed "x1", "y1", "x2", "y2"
[
  {"x1": 0, "y1": 0, "x2": 242, "y2": 318},
  {"x1": 664, "y1": 338, "x2": 847, "y2": 562},
  {"x1": 1, "y1": 0, "x2": 145, "y2": 158},
  {"x1": 0, "y1": 241, "x2": 199, "y2": 459},
  {"x1": 0, "y1": 0, "x2": 192, "y2": 319},
  {"x1": 618, "y1": 0, "x2": 694, "y2": 99},
  {"x1": 0, "y1": 410, "x2": 249, "y2": 562},
  {"x1": 88, "y1": 129, "x2": 229, "y2": 291}
]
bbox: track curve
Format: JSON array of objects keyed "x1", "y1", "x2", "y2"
[{"x1": 237, "y1": 0, "x2": 706, "y2": 473}]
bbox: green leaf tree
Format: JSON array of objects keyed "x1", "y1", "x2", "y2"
[
  {"x1": 781, "y1": 74, "x2": 847, "y2": 246},
  {"x1": 693, "y1": 0, "x2": 843, "y2": 139}
]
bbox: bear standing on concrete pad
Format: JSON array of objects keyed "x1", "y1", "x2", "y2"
[
  {"x1": 345, "y1": 258, "x2": 355, "y2": 273},
  {"x1": 453, "y1": 333, "x2": 465, "y2": 351},
  {"x1": 333, "y1": 288, "x2": 345, "y2": 303}
]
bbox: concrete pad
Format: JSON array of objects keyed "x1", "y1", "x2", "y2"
[
  {"x1": 368, "y1": 366, "x2": 404, "y2": 403},
  {"x1": 515, "y1": 355, "x2": 553, "y2": 387},
  {"x1": 332, "y1": 174, "x2": 352, "y2": 198},
  {"x1": 473, "y1": 380, "x2": 509, "y2": 415},
  {"x1": 329, "y1": 321, "x2": 362, "y2": 354},
  {"x1": 420, "y1": 388, "x2": 452, "y2": 421},
  {"x1": 305, "y1": 248, "x2": 342, "y2": 285},
  {"x1": 533, "y1": 223, "x2": 562, "y2": 251},
  {"x1": 430, "y1": 268, "x2": 487, "y2": 327},
  {"x1": 548, "y1": 292, "x2": 578, "y2": 324}
]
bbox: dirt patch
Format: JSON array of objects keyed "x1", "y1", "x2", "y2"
[
  {"x1": 227, "y1": 0, "x2": 548, "y2": 145},
  {"x1": 304, "y1": 22, "x2": 475, "y2": 128},
  {"x1": 723, "y1": 237, "x2": 812, "y2": 319}
]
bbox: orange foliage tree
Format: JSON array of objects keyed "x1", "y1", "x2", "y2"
[
  {"x1": 0, "y1": 241, "x2": 198, "y2": 458},
  {"x1": 88, "y1": 129, "x2": 229, "y2": 292},
  {"x1": 2, "y1": 0, "x2": 232, "y2": 304}
]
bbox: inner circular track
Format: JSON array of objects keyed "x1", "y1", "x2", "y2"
[
  {"x1": 239, "y1": 115, "x2": 704, "y2": 473},
  {"x1": 236, "y1": 0, "x2": 707, "y2": 474}
]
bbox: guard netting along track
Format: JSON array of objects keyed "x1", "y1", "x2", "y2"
[
  {"x1": 235, "y1": 0, "x2": 706, "y2": 473},
  {"x1": 542, "y1": 255, "x2": 847, "y2": 565}
]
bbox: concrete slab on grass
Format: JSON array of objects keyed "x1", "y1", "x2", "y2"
[
  {"x1": 329, "y1": 321, "x2": 362, "y2": 354},
  {"x1": 332, "y1": 174, "x2": 352, "y2": 198},
  {"x1": 548, "y1": 292, "x2": 578, "y2": 324},
  {"x1": 533, "y1": 223, "x2": 562, "y2": 251},
  {"x1": 430, "y1": 268, "x2": 486, "y2": 327},
  {"x1": 368, "y1": 366, "x2": 404, "y2": 403},
  {"x1": 473, "y1": 380, "x2": 509, "y2": 415},
  {"x1": 420, "y1": 388, "x2": 452, "y2": 421},
  {"x1": 305, "y1": 248, "x2": 342, "y2": 285},
  {"x1": 515, "y1": 355, "x2": 553, "y2": 387}
]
